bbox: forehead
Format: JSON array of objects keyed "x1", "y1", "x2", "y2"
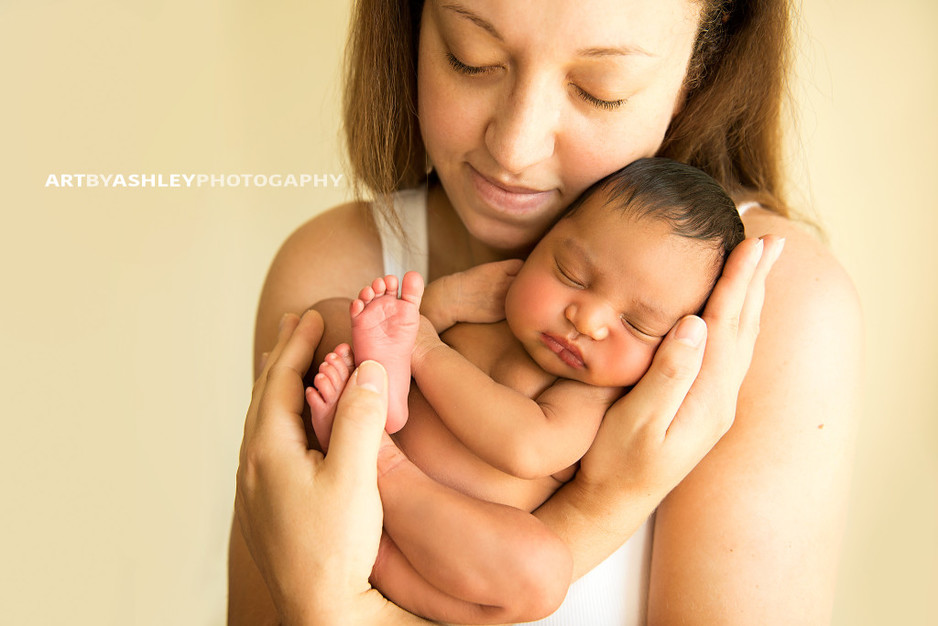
[{"x1": 435, "y1": 0, "x2": 701, "y2": 59}]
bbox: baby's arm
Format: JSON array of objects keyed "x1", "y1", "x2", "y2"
[
  {"x1": 420, "y1": 259, "x2": 522, "y2": 332},
  {"x1": 412, "y1": 319, "x2": 620, "y2": 480}
]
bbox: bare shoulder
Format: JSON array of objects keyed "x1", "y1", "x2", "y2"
[
  {"x1": 744, "y1": 208, "x2": 861, "y2": 329},
  {"x1": 253, "y1": 201, "x2": 385, "y2": 368},
  {"x1": 732, "y1": 206, "x2": 862, "y2": 483},
  {"x1": 741, "y1": 209, "x2": 863, "y2": 410}
]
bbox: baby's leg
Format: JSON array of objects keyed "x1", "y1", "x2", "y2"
[
  {"x1": 376, "y1": 440, "x2": 573, "y2": 623},
  {"x1": 306, "y1": 344, "x2": 354, "y2": 452},
  {"x1": 372, "y1": 531, "x2": 511, "y2": 624},
  {"x1": 350, "y1": 272, "x2": 424, "y2": 433}
]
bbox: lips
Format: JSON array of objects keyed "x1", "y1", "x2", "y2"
[
  {"x1": 540, "y1": 333, "x2": 585, "y2": 369},
  {"x1": 469, "y1": 165, "x2": 555, "y2": 216}
]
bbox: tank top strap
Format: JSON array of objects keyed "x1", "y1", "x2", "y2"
[
  {"x1": 373, "y1": 186, "x2": 430, "y2": 279},
  {"x1": 737, "y1": 200, "x2": 761, "y2": 215}
]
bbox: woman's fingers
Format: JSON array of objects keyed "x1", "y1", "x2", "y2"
[
  {"x1": 324, "y1": 361, "x2": 389, "y2": 486},
  {"x1": 243, "y1": 313, "x2": 300, "y2": 443},
  {"x1": 257, "y1": 310, "x2": 325, "y2": 425},
  {"x1": 245, "y1": 310, "x2": 323, "y2": 447},
  {"x1": 672, "y1": 236, "x2": 784, "y2": 444},
  {"x1": 700, "y1": 238, "x2": 764, "y2": 363},
  {"x1": 736, "y1": 236, "x2": 785, "y2": 360},
  {"x1": 622, "y1": 315, "x2": 708, "y2": 433},
  {"x1": 580, "y1": 314, "x2": 707, "y2": 485}
]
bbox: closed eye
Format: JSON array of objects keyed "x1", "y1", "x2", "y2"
[
  {"x1": 555, "y1": 260, "x2": 585, "y2": 288},
  {"x1": 446, "y1": 52, "x2": 495, "y2": 76},
  {"x1": 620, "y1": 315, "x2": 662, "y2": 342},
  {"x1": 571, "y1": 84, "x2": 626, "y2": 111}
]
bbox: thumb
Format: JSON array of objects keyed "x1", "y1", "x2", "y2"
[
  {"x1": 323, "y1": 360, "x2": 389, "y2": 480},
  {"x1": 620, "y1": 315, "x2": 707, "y2": 434}
]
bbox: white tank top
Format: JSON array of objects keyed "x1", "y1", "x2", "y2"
[{"x1": 373, "y1": 186, "x2": 654, "y2": 625}]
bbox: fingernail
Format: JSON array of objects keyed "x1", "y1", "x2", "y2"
[
  {"x1": 772, "y1": 237, "x2": 786, "y2": 262},
  {"x1": 754, "y1": 237, "x2": 765, "y2": 257},
  {"x1": 353, "y1": 360, "x2": 387, "y2": 394},
  {"x1": 279, "y1": 313, "x2": 290, "y2": 331},
  {"x1": 675, "y1": 315, "x2": 706, "y2": 347}
]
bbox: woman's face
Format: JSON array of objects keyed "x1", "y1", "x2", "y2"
[{"x1": 417, "y1": 0, "x2": 702, "y2": 253}]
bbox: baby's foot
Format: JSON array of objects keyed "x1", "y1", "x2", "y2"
[
  {"x1": 350, "y1": 272, "x2": 424, "y2": 433},
  {"x1": 306, "y1": 344, "x2": 355, "y2": 452}
]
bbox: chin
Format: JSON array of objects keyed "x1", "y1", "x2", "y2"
[{"x1": 463, "y1": 215, "x2": 543, "y2": 255}]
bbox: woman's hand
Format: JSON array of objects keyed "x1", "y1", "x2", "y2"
[
  {"x1": 536, "y1": 236, "x2": 785, "y2": 575},
  {"x1": 234, "y1": 310, "x2": 426, "y2": 625}
]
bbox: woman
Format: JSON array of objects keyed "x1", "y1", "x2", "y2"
[{"x1": 231, "y1": 0, "x2": 861, "y2": 623}]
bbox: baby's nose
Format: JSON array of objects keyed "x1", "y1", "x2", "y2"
[{"x1": 565, "y1": 303, "x2": 609, "y2": 341}]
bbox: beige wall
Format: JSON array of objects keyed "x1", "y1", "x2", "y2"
[{"x1": 1, "y1": 1, "x2": 935, "y2": 624}]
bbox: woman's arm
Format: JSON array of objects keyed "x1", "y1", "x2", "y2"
[
  {"x1": 645, "y1": 212, "x2": 861, "y2": 624},
  {"x1": 412, "y1": 318, "x2": 615, "y2": 479}
]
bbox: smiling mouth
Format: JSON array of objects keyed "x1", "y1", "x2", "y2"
[
  {"x1": 469, "y1": 166, "x2": 555, "y2": 215},
  {"x1": 540, "y1": 333, "x2": 585, "y2": 369}
]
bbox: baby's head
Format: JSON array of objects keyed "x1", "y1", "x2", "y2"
[{"x1": 505, "y1": 157, "x2": 745, "y2": 387}]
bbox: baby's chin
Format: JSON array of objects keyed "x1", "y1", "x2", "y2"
[
  {"x1": 533, "y1": 354, "x2": 633, "y2": 388},
  {"x1": 565, "y1": 366, "x2": 645, "y2": 389}
]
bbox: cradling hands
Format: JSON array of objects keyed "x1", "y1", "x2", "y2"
[{"x1": 579, "y1": 236, "x2": 785, "y2": 499}]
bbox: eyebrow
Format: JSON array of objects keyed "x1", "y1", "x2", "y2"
[
  {"x1": 441, "y1": 3, "x2": 503, "y2": 41},
  {"x1": 576, "y1": 45, "x2": 656, "y2": 59},
  {"x1": 560, "y1": 237, "x2": 593, "y2": 267},
  {"x1": 441, "y1": 3, "x2": 655, "y2": 57}
]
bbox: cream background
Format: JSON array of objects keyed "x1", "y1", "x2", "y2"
[{"x1": 1, "y1": 1, "x2": 935, "y2": 624}]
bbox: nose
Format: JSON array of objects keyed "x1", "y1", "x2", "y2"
[
  {"x1": 484, "y1": 72, "x2": 558, "y2": 176},
  {"x1": 565, "y1": 302, "x2": 609, "y2": 341}
]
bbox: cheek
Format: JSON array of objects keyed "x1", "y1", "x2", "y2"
[
  {"x1": 600, "y1": 336, "x2": 658, "y2": 386},
  {"x1": 418, "y1": 38, "x2": 489, "y2": 165},
  {"x1": 553, "y1": 107, "x2": 674, "y2": 204},
  {"x1": 506, "y1": 271, "x2": 556, "y2": 330}
]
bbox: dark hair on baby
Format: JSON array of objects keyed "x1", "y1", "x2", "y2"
[{"x1": 566, "y1": 157, "x2": 745, "y2": 265}]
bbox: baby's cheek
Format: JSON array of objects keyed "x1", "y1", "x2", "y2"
[{"x1": 616, "y1": 341, "x2": 659, "y2": 387}]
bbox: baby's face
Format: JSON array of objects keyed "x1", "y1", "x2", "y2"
[{"x1": 505, "y1": 195, "x2": 720, "y2": 387}]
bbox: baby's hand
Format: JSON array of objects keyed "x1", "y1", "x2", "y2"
[{"x1": 421, "y1": 259, "x2": 523, "y2": 332}]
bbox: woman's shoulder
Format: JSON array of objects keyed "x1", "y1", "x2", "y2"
[
  {"x1": 253, "y1": 201, "x2": 386, "y2": 367},
  {"x1": 742, "y1": 208, "x2": 860, "y2": 328},
  {"x1": 267, "y1": 201, "x2": 385, "y2": 300},
  {"x1": 738, "y1": 206, "x2": 863, "y2": 426}
]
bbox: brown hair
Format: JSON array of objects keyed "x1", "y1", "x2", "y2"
[
  {"x1": 661, "y1": 0, "x2": 792, "y2": 215},
  {"x1": 342, "y1": 0, "x2": 792, "y2": 218}
]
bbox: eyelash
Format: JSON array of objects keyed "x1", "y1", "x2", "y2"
[
  {"x1": 571, "y1": 85, "x2": 625, "y2": 111},
  {"x1": 620, "y1": 315, "x2": 653, "y2": 338},
  {"x1": 445, "y1": 53, "x2": 626, "y2": 111},
  {"x1": 556, "y1": 261, "x2": 586, "y2": 288},
  {"x1": 446, "y1": 52, "x2": 492, "y2": 76}
]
